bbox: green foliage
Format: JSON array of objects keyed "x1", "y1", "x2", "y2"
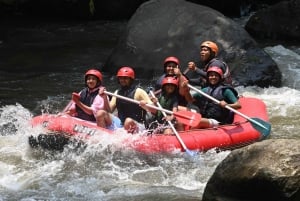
[{"x1": 89, "y1": 0, "x2": 95, "y2": 16}]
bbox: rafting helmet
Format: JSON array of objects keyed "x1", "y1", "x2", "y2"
[
  {"x1": 117, "y1": 67, "x2": 135, "y2": 79},
  {"x1": 162, "y1": 76, "x2": 179, "y2": 87},
  {"x1": 85, "y1": 69, "x2": 103, "y2": 83},
  {"x1": 164, "y1": 56, "x2": 180, "y2": 67},
  {"x1": 207, "y1": 66, "x2": 224, "y2": 79},
  {"x1": 200, "y1": 41, "x2": 219, "y2": 56}
]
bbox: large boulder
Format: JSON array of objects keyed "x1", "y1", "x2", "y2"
[
  {"x1": 186, "y1": 0, "x2": 284, "y2": 17},
  {"x1": 103, "y1": 0, "x2": 281, "y2": 87},
  {"x1": 0, "y1": 0, "x2": 285, "y2": 19},
  {"x1": 202, "y1": 139, "x2": 300, "y2": 201},
  {"x1": 246, "y1": 0, "x2": 300, "y2": 41}
]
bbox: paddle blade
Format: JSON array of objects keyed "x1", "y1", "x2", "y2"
[
  {"x1": 250, "y1": 118, "x2": 271, "y2": 138},
  {"x1": 173, "y1": 111, "x2": 201, "y2": 127}
]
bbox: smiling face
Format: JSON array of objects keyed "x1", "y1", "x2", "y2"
[
  {"x1": 207, "y1": 71, "x2": 221, "y2": 85},
  {"x1": 86, "y1": 75, "x2": 99, "y2": 89},
  {"x1": 164, "y1": 62, "x2": 178, "y2": 75}
]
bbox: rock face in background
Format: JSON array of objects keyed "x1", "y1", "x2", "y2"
[
  {"x1": 0, "y1": 0, "x2": 286, "y2": 19},
  {"x1": 246, "y1": 0, "x2": 300, "y2": 41},
  {"x1": 0, "y1": 0, "x2": 149, "y2": 20},
  {"x1": 3, "y1": 0, "x2": 300, "y2": 87},
  {"x1": 103, "y1": 0, "x2": 281, "y2": 87},
  {"x1": 202, "y1": 139, "x2": 300, "y2": 201}
]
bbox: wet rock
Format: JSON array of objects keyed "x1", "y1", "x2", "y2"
[
  {"x1": 104, "y1": 0, "x2": 281, "y2": 87},
  {"x1": 202, "y1": 139, "x2": 300, "y2": 201},
  {"x1": 246, "y1": 0, "x2": 300, "y2": 42}
]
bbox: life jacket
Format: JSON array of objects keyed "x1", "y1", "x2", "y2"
[
  {"x1": 155, "y1": 74, "x2": 187, "y2": 106},
  {"x1": 205, "y1": 58, "x2": 233, "y2": 86},
  {"x1": 156, "y1": 93, "x2": 177, "y2": 123},
  {"x1": 198, "y1": 85, "x2": 238, "y2": 124},
  {"x1": 116, "y1": 85, "x2": 147, "y2": 125},
  {"x1": 76, "y1": 87, "x2": 99, "y2": 121}
]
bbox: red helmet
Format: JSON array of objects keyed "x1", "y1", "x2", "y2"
[
  {"x1": 162, "y1": 76, "x2": 178, "y2": 87},
  {"x1": 207, "y1": 66, "x2": 224, "y2": 78},
  {"x1": 200, "y1": 41, "x2": 219, "y2": 56},
  {"x1": 117, "y1": 67, "x2": 135, "y2": 79},
  {"x1": 85, "y1": 69, "x2": 103, "y2": 82},
  {"x1": 164, "y1": 56, "x2": 180, "y2": 66}
]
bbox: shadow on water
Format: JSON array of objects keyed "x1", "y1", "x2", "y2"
[
  {"x1": 0, "y1": 17, "x2": 126, "y2": 71},
  {"x1": 0, "y1": 18, "x2": 127, "y2": 112}
]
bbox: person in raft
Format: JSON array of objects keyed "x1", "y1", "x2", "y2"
[
  {"x1": 184, "y1": 40, "x2": 232, "y2": 87},
  {"x1": 150, "y1": 76, "x2": 184, "y2": 134},
  {"x1": 109, "y1": 66, "x2": 156, "y2": 133},
  {"x1": 65, "y1": 69, "x2": 121, "y2": 130},
  {"x1": 154, "y1": 56, "x2": 194, "y2": 109},
  {"x1": 192, "y1": 67, "x2": 241, "y2": 128}
]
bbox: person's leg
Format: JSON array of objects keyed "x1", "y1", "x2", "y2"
[
  {"x1": 124, "y1": 118, "x2": 147, "y2": 133},
  {"x1": 96, "y1": 110, "x2": 112, "y2": 128},
  {"x1": 163, "y1": 128, "x2": 173, "y2": 134},
  {"x1": 124, "y1": 118, "x2": 137, "y2": 133},
  {"x1": 104, "y1": 115, "x2": 122, "y2": 130},
  {"x1": 192, "y1": 118, "x2": 219, "y2": 129},
  {"x1": 208, "y1": 119, "x2": 219, "y2": 127}
]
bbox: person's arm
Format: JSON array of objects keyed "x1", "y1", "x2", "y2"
[
  {"x1": 64, "y1": 101, "x2": 76, "y2": 116},
  {"x1": 109, "y1": 90, "x2": 118, "y2": 112},
  {"x1": 75, "y1": 99, "x2": 94, "y2": 115},
  {"x1": 135, "y1": 88, "x2": 157, "y2": 113},
  {"x1": 194, "y1": 68, "x2": 207, "y2": 78},
  {"x1": 188, "y1": 78, "x2": 203, "y2": 86},
  {"x1": 99, "y1": 86, "x2": 111, "y2": 113},
  {"x1": 176, "y1": 73, "x2": 194, "y2": 103},
  {"x1": 90, "y1": 95, "x2": 105, "y2": 116},
  {"x1": 192, "y1": 91, "x2": 203, "y2": 104},
  {"x1": 185, "y1": 61, "x2": 207, "y2": 77},
  {"x1": 220, "y1": 89, "x2": 241, "y2": 109},
  {"x1": 70, "y1": 92, "x2": 95, "y2": 116},
  {"x1": 101, "y1": 95, "x2": 111, "y2": 113},
  {"x1": 183, "y1": 63, "x2": 207, "y2": 87}
]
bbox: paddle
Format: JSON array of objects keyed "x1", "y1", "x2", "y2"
[
  {"x1": 188, "y1": 84, "x2": 271, "y2": 137},
  {"x1": 149, "y1": 91, "x2": 197, "y2": 156},
  {"x1": 61, "y1": 92, "x2": 80, "y2": 113},
  {"x1": 62, "y1": 101, "x2": 73, "y2": 113},
  {"x1": 104, "y1": 91, "x2": 201, "y2": 127}
]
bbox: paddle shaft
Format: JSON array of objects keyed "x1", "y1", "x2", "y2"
[
  {"x1": 104, "y1": 91, "x2": 175, "y2": 115},
  {"x1": 62, "y1": 101, "x2": 73, "y2": 113},
  {"x1": 104, "y1": 91, "x2": 201, "y2": 127},
  {"x1": 188, "y1": 84, "x2": 269, "y2": 130},
  {"x1": 149, "y1": 91, "x2": 190, "y2": 152}
]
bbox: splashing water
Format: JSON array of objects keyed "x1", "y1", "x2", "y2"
[{"x1": 1, "y1": 34, "x2": 300, "y2": 200}]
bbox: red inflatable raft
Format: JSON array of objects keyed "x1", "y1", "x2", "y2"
[{"x1": 29, "y1": 96, "x2": 271, "y2": 153}]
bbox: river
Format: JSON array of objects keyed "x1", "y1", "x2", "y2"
[{"x1": 0, "y1": 19, "x2": 299, "y2": 201}]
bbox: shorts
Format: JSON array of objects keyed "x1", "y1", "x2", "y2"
[{"x1": 106, "y1": 115, "x2": 123, "y2": 131}]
